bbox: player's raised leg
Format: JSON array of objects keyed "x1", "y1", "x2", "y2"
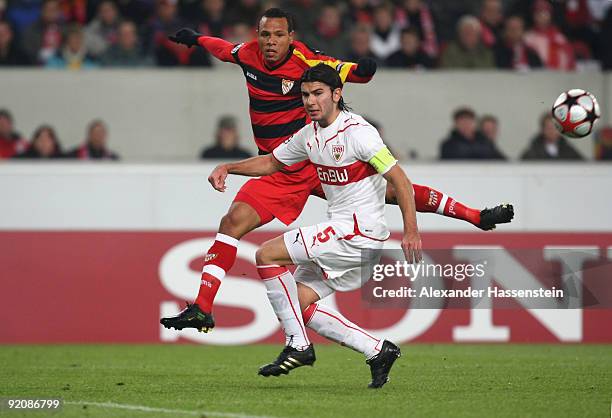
[
  {"x1": 255, "y1": 236, "x2": 316, "y2": 377},
  {"x1": 296, "y1": 278, "x2": 401, "y2": 388},
  {"x1": 159, "y1": 199, "x2": 268, "y2": 333},
  {"x1": 385, "y1": 183, "x2": 514, "y2": 231}
]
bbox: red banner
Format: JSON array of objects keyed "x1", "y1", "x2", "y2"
[{"x1": 1, "y1": 231, "x2": 611, "y2": 344}]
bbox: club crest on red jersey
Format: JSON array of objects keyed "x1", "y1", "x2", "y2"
[
  {"x1": 332, "y1": 144, "x2": 344, "y2": 162},
  {"x1": 281, "y1": 79, "x2": 294, "y2": 95}
]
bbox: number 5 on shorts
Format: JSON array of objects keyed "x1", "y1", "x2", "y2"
[{"x1": 316, "y1": 226, "x2": 336, "y2": 243}]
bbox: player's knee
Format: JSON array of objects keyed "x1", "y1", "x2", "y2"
[
  {"x1": 255, "y1": 243, "x2": 273, "y2": 266},
  {"x1": 219, "y1": 208, "x2": 251, "y2": 238}
]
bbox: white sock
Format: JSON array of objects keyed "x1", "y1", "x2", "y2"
[
  {"x1": 305, "y1": 303, "x2": 382, "y2": 359},
  {"x1": 258, "y1": 266, "x2": 310, "y2": 350}
]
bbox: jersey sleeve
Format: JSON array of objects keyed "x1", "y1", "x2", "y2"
[
  {"x1": 292, "y1": 42, "x2": 369, "y2": 84},
  {"x1": 272, "y1": 127, "x2": 309, "y2": 166},
  {"x1": 197, "y1": 36, "x2": 238, "y2": 63},
  {"x1": 352, "y1": 125, "x2": 398, "y2": 175}
]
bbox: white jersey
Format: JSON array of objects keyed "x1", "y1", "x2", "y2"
[{"x1": 274, "y1": 111, "x2": 396, "y2": 240}]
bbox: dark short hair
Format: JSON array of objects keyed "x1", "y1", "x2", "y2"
[
  {"x1": 480, "y1": 114, "x2": 498, "y2": 126},
  {"x1": 87, "y1": 119, "x2": 107, "y2": 134},
  {"x1": 217, "y1": 115, "x2": 236, "y2": 130},
  {"x1": 301, "y1": 63, "x2": 350, "y2": 111},
  {"x1": 258, "y1": 8, "x2": 295, "y2": 33},
  {"x1": 0, "y1": 108, "x2": 13, "y2": 121},
  {"x1": 32, "y1": 124, "x2": 61, "y2": 150},
  {"x1": 453, "y1": 107, "x2": 476, "y2": 121}
]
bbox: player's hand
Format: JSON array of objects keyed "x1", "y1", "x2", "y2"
[
  {"x1": 168, "y1": 28, "x2": 201, "y2": 47},
  {"x1": 208, "y1": 165, "x2": 229, "y2": 192},
  {"x1": 401, "y1": 231, "x2": 422, "y2": 264},
  {"x1": 353, "y1": 58, "x2": 377, "y2": 77}
]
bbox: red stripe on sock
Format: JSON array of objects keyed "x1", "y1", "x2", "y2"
[
  {"x1": 316, "y1": 307, "x2": 380, "y2": 344},
  {"x1": 277, "y1": 275, "x2": 309, "y2": 344}
]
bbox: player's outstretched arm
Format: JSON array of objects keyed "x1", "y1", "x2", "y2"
[
  {"x1": 345, "y1": 58, "x2": 377, "y2": 83},
  {"x1": 168, "y1": 28, "x2": 236, "y2": 63},
  {"x1": 208, "y1": 155, "x2": 284, "y2": 192},
  {"x1": 383, "y1": 165, "x2": 422, "y2": 264},
  {"x1": 295, "y1": 43, "x2": 376, "y2": 83}
]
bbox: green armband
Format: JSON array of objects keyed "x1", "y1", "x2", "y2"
[{"x1": 368, "y1": 146, "x2": 397, "y2": 174}]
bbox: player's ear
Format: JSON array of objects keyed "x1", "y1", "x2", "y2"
[
  {"x1": 332, "y1": 87, "x2": 342, "y2": 104},
  {"x1": 288, "y1": 30, "x2": 294, "y2": 43}
]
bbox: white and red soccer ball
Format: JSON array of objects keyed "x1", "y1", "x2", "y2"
[{"x1": 551, "y1": 89, "x2": 601, "y2": 138}]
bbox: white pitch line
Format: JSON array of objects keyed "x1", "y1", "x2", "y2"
[{"x1": 65, "y1": 401, "x2": 281, "y2": 418}]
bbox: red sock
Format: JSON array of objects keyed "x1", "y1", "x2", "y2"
[
  {"x1": 194, "y1": 233, "x2": 238, "y2": 313},
  {"x1": 412, "y1": 183, "x2": 481, "y2": 226}
]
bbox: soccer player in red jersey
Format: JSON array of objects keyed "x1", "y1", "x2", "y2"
[{"x1": 160, "y1": 8, "x2": 514, "y2": 333}]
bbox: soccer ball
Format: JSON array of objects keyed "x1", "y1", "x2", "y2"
[{"x1": 551, "y1": 89, "x2": 601, "y2": 138}]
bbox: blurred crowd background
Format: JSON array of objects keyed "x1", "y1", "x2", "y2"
[
  {"x1": 0, "y1": 0, "x2": 611, "y2": 161},
  {"x1": 1, "y1": 0, "x2": 611, "y2": 69}
]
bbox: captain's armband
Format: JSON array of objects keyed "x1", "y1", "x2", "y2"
[{"x1": 368, "y1": 146, "x2": 397, "y2": 175}]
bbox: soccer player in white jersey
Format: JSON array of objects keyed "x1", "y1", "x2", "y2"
[{"x1": 208, "y1": 63, "x2": 421, "y2": 388}]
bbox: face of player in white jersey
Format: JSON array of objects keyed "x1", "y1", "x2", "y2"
[
  {"x1": 301, "y1": 81, "x2": 343, "y2": 127},
  {"x1": 257, "y1": 17, "x2": 294, "y2": 65}
]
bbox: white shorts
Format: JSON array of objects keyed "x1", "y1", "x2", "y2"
[{"x1": 283, "y1": 214, "x2": 388, "y2": 295}]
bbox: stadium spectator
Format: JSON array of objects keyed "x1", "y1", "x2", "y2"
[
  {"x1": 524, "y1": 0, "x2": 576, "y2": 71},
  {"x1": 370, "y1": 3, "x2": 402, "y2": 61},
  {"x1": 101, "y1": 20, "x2": 153, "y2": 66},
  {"x1": 200, "y1": 115, "x2": 252, "y2": 159},
  {"x1": 195, "y1": 0, "x2": 230, "y2": 38},
  {"x1": 302, "y1": 4, "x2": 349, "y2": 59},
  {"x1": 13, "y1": 124, "x2": 63, "y2": 159},
  {"x1": 600, "y1": 7, "x2": 612, "y2": 70},
  {"x1": 84, "y1": 0, "x2": 122, "y2": 59},
  {"x1": 345, "y1": 0, "x2": 373, "y2": 26},
  {"x1": 494, "y1": 15, "x2": 542, "y2": 70},
  {"x1": 439, "y1": 107, "x2": 505, "y2": 160},
  {"x1": 115, "y1": 0, "x2": 156, "y2": 26},
  {"x1": 226, "y1": 0, "x2": 261, "y2": 26},
  {"x1": 0, "y1": 109, "x2": 28, "y2": 158},
  {"x1": 65, "y1": 119, "x2": 119, "y2": 160},
  {"x1": 22, "y1": 0, "x2": 65, "y2": 65},
  {"x1": 386, "y1": 27, "x2": 434, "y2": 69},
  {"x1": 345, "y1": 23, "x2": 378, "y2": 63},
  {"x1": 478, "y1": 114, "x2": 506, "y2": 160},
  {"x1": 143, "y1": 0, "x2": 212, "y2": 66},
  {"x1": 427, "y1": 0, "x2": 479, "y2": 43},
  {"x1": 46, "y1": 24, "x2": 98, "y2": 69},
  {"x1": 227, "y1": 21, "x2": 254, "y2": 44},
  {"x1": 3, "y1": 0, "x2": 43, "y2": 33},
  {"x1": 142, "y1": 0, "x2": 186, "y2": 66},
  {"x1": 561, "y1": 0, "x2": 598, "y2": 61},
  {"x1": 395, "y1": 0, "x2": 438, "y2": 58},
  {"x1": 440, "y1": 15, "x2": 495, "y2": 69},
  {"x1": 479, "y1": 0, "x2": 504, "y2": 47},
  {"x1": 521, "y1": 113, "x2": 584, "y2": 160},
  {"x1": 594, "y1": 126, "x2": 612, "y2": 160},
  {"x1": 0, "y1": 20, "x2": 31, "y2": 65},
  {"x1": 280, "y1": 0, "x2": 320, "y2": 34}
]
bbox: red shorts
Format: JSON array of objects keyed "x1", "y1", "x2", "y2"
[{"x1": 234, "y1": 161, "x2": 324, "y2": 226}]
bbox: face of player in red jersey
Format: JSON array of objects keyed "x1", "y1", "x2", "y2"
[
  {"x1": 257, "y1": 17, "x2": 294, "y2": 66},
  {"x1": 301, "y1": 81, "x2": 342, "y2": 128}
]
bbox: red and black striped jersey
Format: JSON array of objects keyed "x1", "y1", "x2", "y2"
[{"x1": 198, "y1": 37, "x2": 373, "y2": 159}]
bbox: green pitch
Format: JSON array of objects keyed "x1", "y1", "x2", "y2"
[{"x1": 1, "y1": 344, "x2": 610, "y2": 418}]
